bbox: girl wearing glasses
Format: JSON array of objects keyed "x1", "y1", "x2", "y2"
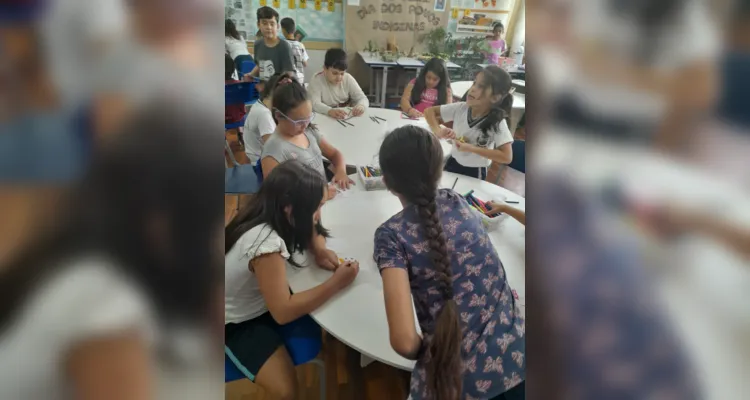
[{"x1": 261, "y1": 80, "x2": 354, "y2": 199}]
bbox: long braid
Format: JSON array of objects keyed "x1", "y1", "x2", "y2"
[
  {"x1": 415, "y1": 192, "x2": 463, "y2": 400},
  {"x1": 379, "y1": 125, "x2": 463, "y2": 400}
]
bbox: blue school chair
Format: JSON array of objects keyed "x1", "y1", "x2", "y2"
[
  {"x1": 238, "y1": 60, "x2": 256, "y2": 77},
  {"x1": 225, "y1": 315, "x2": 326, "y2": 399},
  {"x1": 225, "y1": 140, "x2": 261, "y2": 211},
  {"x1": 225, "y1": 82, "x2": 259, "y2": 131},
  {"x1": 508, "y1": 139, "x2": 525, "y2": 173}
]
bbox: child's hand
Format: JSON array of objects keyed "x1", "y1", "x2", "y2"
[
  {"x1": 455, "y1": 141, "x2": 476, "y2": 152},
  {"x1": 352, "y1": 105, "x2": 365, "y2": 116},
  {"x1": 438, "y1": 127, "x2": 456, "y2": 139},
  {"x1": 333, "y1": 171, "x2": 354, "y2": 190},
  {"x1": 327, "y1": 183, "x2": 338, "y2": 200},
  {"x1": 332, "y1": 259, "x2": 359, "y2": 289},
  {"x1": 315, "y1": 248, "x2": 340, "y2": 271},
  {"x1": 328, "y1": 109, "x2": 348, "y2": 120},
  {"x1": 484, "y1": 201, "x2": 507, "y2": 216},
  {"x1": 407, "y1": 108, "x2": 423, "y2": 118}
]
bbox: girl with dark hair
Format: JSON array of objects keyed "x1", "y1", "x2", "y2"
[
  {"x1": 225, "y1": 160, "x2": 359, "y2": 399},
  {"x1": 261, "y1": 80, "x2": 354, "y2": 198},
  {"x1": 243, "y1": 72, "x2": 296, "y2": 164},
  {"x1": 425, "y1": 66, "x2": 514, "y2": 180},
  {"x1": 400, "y1": 57, "x2": 453, "y2": 118},
  {"x1": 225, "y1": 19, "x2": 253, "y2": 78},
  {"x1": 375, "y1": 125, "x2": 525, "y2": 400},
  {"x1": 480, "y1": 22, "x2": 507, "y2": 65}
]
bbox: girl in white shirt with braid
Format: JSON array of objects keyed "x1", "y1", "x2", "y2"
[{"x1": 425, "y1": 65, "x2": 514, "y2": 179}]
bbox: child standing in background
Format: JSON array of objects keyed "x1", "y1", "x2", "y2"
[
  {"x1": 280, "y1": 17, "x2": 309, "y2": 84},
  {"x1": 261, "y1": 80, "x2": 353, "y2": 197},
  {"x1": 374, "y1": 125, "x2": 525, "y2": 400},
  {"x1": 425, "y1": 66, "x2": 514, "y2": 179},
  {"x1": 480, "y1": 22, "x2": 507, "y2": 65},
  {"x1": 247, "y1": 7, "x2": 295, "y2": 82},
  {"x1": 225, "y1": 54, "x2": 247, "y2": 126},
  {"x1": 308, "y1": 49, "x2": 369, "y2": 120},
  {"x1": 400, "y1": 58, "x2": 453, "y2": 118},
  {"x1": 225, "y1": 19, "x2": 253, "y2": 78}
]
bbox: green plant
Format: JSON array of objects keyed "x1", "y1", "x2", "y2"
[{"x1": 419, "y1": 28, "x2": 450, "y2": 56}]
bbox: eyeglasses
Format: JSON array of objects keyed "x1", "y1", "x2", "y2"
[{"x1": 275, "y1": 109, "x2": 315, "y2": 128}]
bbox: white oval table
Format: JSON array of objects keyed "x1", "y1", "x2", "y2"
[
  {"x1": 313, "y1": 108, "x2": 452, "y2": 166},
  {"x1": 286, "y1": 172, "x2": 526, "y2": 371}
]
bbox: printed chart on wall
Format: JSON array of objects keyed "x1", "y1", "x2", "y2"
[{"x1": 224, "y1": 0, "x2": 344, "y2": 42}]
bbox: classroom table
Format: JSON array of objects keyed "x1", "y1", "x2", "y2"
[
  {"x1": 286, "y1": 172, "x2": 526, "y2": 371},
  {"x1": 450, "y1": 81, "x2": 526, "y2": 132},
  {"x1": 313, "y1": 108, "x2": 452, "y2": 166},
  {"x1": 358, "y1": 51, "x2": 398, "y2": 109}
]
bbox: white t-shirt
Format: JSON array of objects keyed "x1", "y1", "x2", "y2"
[
  {"x1": 243, "y1": 102, "x2": 276, "y2": 164},
  {"x1": 0, "y1": 256, "x2": 154, "y2": 400},
  {"x1": 225, "y1": 37, "x2": 250, "y2": 60},
  {"x1": 225, "y1": 224, "x2": 296, "y2": 324},
  {"x1": 440, "y1": 102, "x2": 514, "y2": 168}
]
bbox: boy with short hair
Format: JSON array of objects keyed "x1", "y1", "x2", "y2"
[
  {"x1": 280, "y1": 17, "x2": 309, "y2": 84},
  {"x1": 308, "y1": 48, "x2": 369, "y2": 120},
  {"x1": 247, "y1": 7, "x2": 295, "y2": 82}
]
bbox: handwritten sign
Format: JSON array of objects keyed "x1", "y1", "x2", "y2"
[
  {"x1": 327, "y1": 0, "x2": 335, "y2": 11},
  {"x1": 300, "y1": 0, "x2": 307, "y2": 8},
  {"x1": 314, "y1": 0, "x2": 322, "y2": 10}
]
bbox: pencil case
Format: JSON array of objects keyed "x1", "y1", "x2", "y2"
[{"x1": 357, "y1": 165, "x2": 387, "y2": 191}]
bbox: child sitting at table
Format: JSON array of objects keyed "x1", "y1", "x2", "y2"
[
  {"x1": 244, "y1": 72, "x2": 296, "y2": 164},
  {"x1": 225, "y1": 54, "x2": 247, "y2": 126},
  {"x1": 480, "y1": 22, "x2": 508, "y2": 65},
  {"x1": 308, "y1": 48, "x2": 369, "y2": 120},
  {"x1": 374, "y1": 125, "x2": 525, "y2": 400},
  {"x1": 261, "y1": 80, "x2": 353, "y2": 198},
  {"x1": 225, "y1": 160, "x2": 359, "y2": 400},
  {"x1": 400, "y1": 57, "x2": 453, "y2": 118},
  {"x1": 425, "y1": 65, "x2": 514, "y2": 180}
]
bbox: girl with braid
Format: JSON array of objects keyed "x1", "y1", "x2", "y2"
[
  {"x1": 374, "y1": 126, "x2": 525, "y2": 400},
  {"x1": 425, "y1": 66, "x2": 514, "y2": 180}
]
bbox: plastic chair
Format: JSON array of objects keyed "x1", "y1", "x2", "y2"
[
  {"x1": 225, "y1": 140, "x2": 261, "y2": 210},
  {"x1": 225, "y1": 315, "x2": 326, "y2": 399},
  {"x1": 508, "y1": 139, "x2": 525, "y2": 173},
  {"x1": 225, "y1": 82, "x2": 259, "y2": 130},
  {"x1": 238, "y1": 60, "x2": 256, "y2": 77}
]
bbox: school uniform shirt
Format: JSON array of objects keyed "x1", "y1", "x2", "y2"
[
  {"x1": 253, "y1": 38, "x2": 295, "y2": 81},
  {"x1": 440, "y1": 102, "x2": 513, "y2": 168},
  {"x1": 308, "y1": 71, "x2": 369, "y2": 114},
  {"x1": 225, "y1": 36, "x2": 250, "y2": 60},
  {"x1": 225, "y1": 224, "x2": 296, "y2": 324},
  {"x1": 374, "y1": 189, "x2": 525, "y2": 400},
  {"x1": 261, "y1": 127, "x2": 327, "y2": 179},
  {"x1": 243, "y1": 102, "x2": 276, "y2": 164},
  {"x1": 0, "y1": 255, "x2": 155, "y2": 400},
  {"x1": 408, "y1": 79, "x2": 440, "y2": 113},
  {"x1": 288, "y1": 40, "x2": 310, "y2": 83}
]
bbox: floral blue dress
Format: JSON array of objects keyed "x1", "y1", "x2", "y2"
[{"x1": 374, "y1": 189, "x2": 525, "y2": 400}]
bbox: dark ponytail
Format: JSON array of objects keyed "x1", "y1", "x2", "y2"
[
  {"x1": 379, "y1": 126, "x2": 463, "y2": 400},
  {"x1": 261, "y1": 72, "x2": 297, "y2": 100},
  {"x1": 477, "y1": 65, "x2": 514, "y2": 142}
]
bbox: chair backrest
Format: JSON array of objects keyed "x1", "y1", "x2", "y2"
[
  {"x1": 225, "y1": 82, "x2": 258, "y2": 107},
  {"x1": 508, "y1": 139, "x2": 525, "y2": 173},
  {"x1": 238, "y1": 60, "x2": 256, "y2": 76}
]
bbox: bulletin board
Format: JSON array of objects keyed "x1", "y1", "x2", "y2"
[
  {"x1": 225, "y1": 0, "x2": 345, "y2": 43},
  {"x1": 344, "y1": 0, "x2": 452, "y2": 56}
]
